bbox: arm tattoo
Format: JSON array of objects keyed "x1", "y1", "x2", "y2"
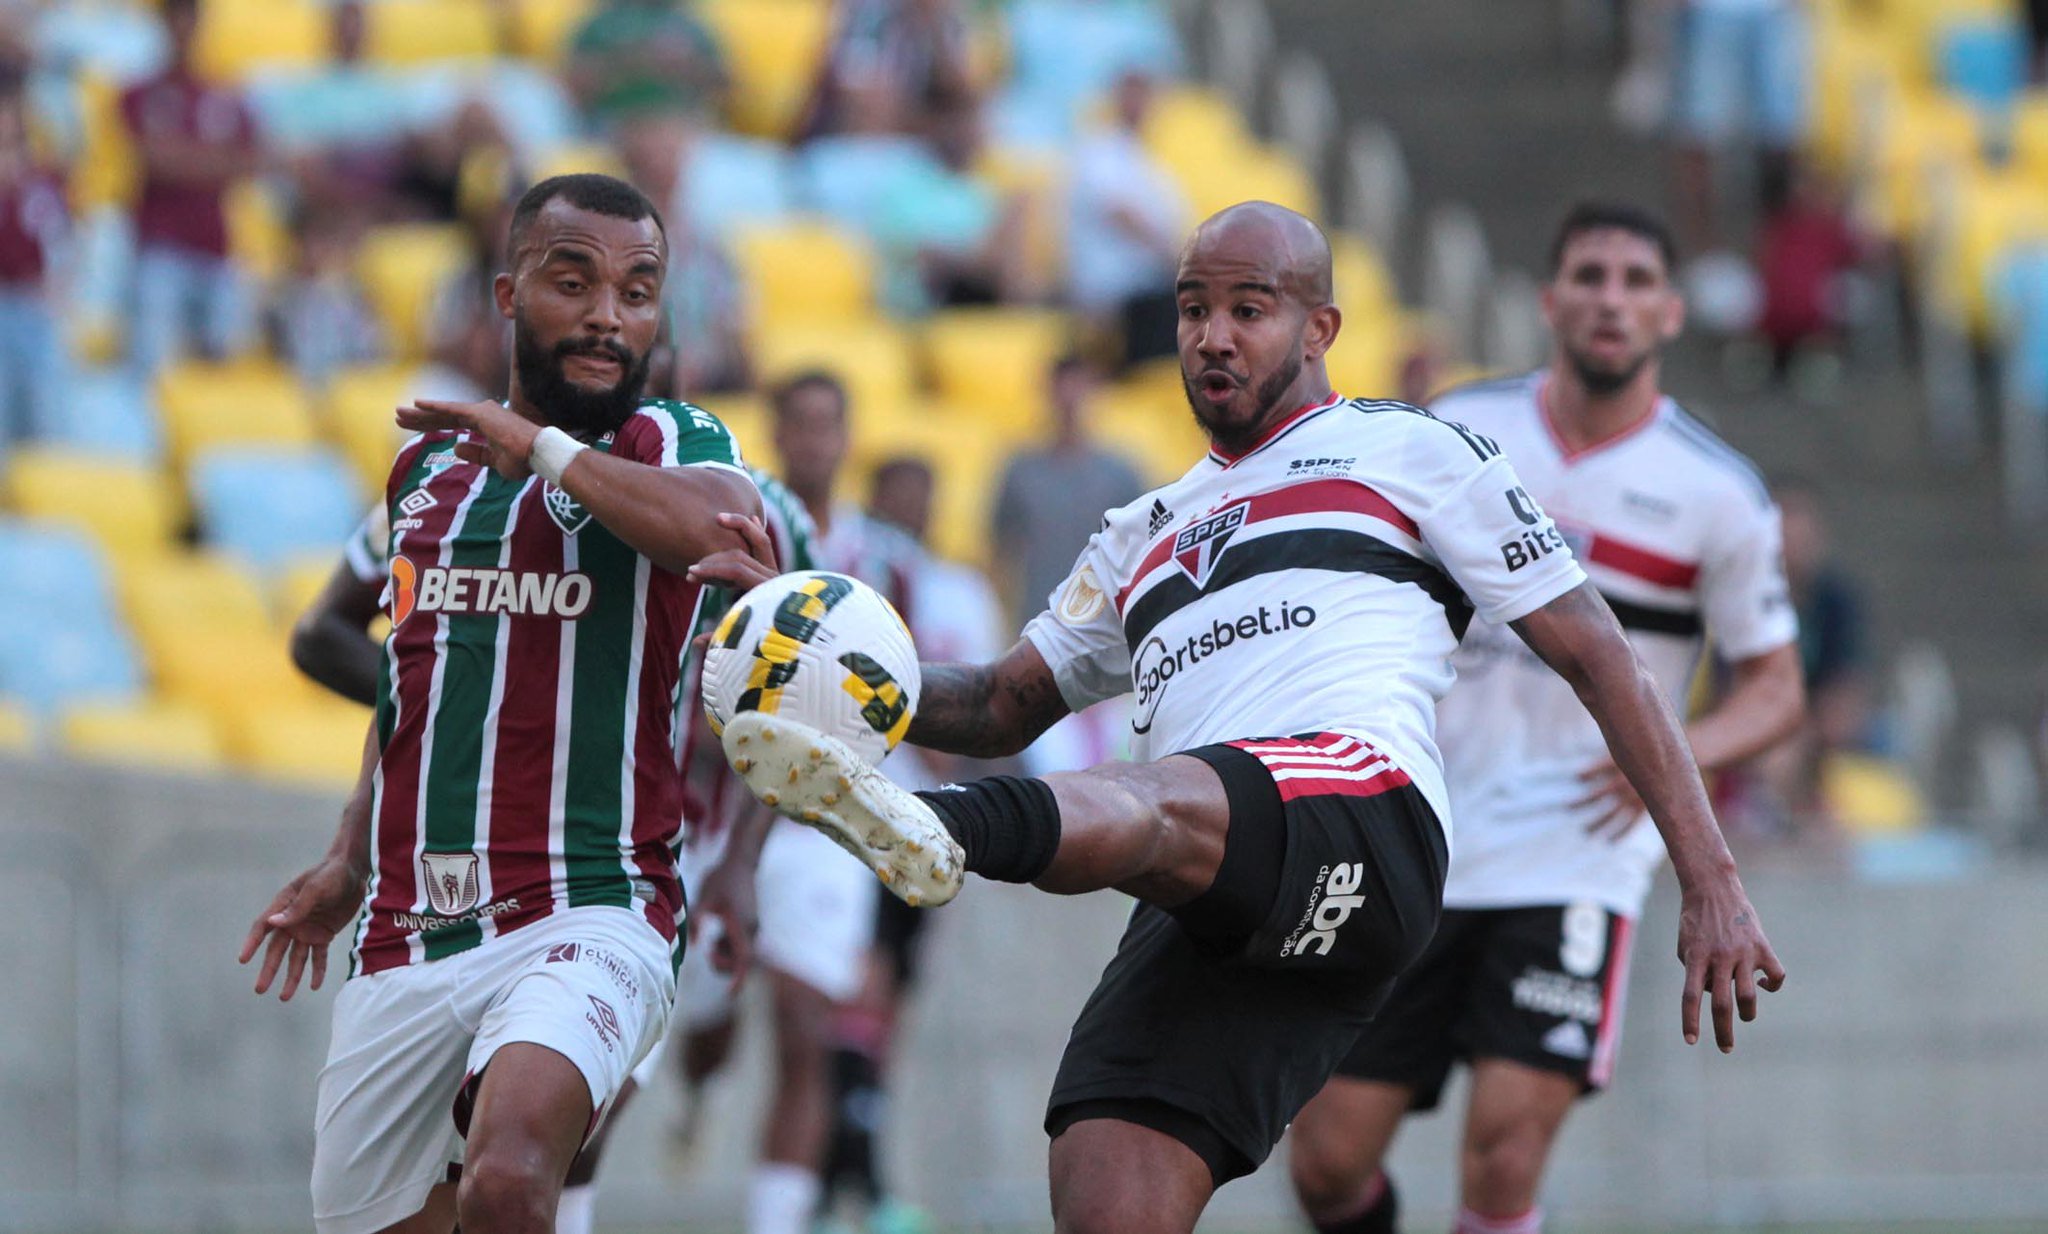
[{"x1": 907, "y1": 655, "x2": 1068, "y2": 759}]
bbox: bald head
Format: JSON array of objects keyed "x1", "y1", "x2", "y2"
[{"x1": 1181, "y1": 201, "x2": 1333, "y2": 309}]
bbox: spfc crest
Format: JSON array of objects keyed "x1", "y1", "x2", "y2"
[
  {"x1": 420, "y1": 852, "x2": 481, "y2": 915},
  {"x1": 543, "y1": 482, "x2": 592, "y2": 536},
  {"x1": 1171, "y1": 501, "x2": 1248, "y2": 587}
]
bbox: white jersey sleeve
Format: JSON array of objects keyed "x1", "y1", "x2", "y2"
[
  {"x1": 1021, "y1": 526, "x2": 1131, "y2": 714},
  {"x1": 1402, "y1": 419, "x2": 1587, "y2": 624},
  {"x1": 1699, "y1": 488, "x2": 1799, "y2": 660},
  {"x1": 344, "y1": 503, "x2": 390, "y2": 584}
]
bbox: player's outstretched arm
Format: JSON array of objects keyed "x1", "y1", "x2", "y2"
[
  {"x1": 1511, "y1": 582, "x2": 1787, "y2": 1052},
  {"x1": 239, "y1": 721, "x2": 378, "y2": 1002},
  {"x1": 289, "y1": 557, "x2": 386, "y2": 707},
  {"x1": 396, "y1": 400, "x2": 765, "y2": 576},
  {"x1": 908, "y1": 640, "x2": 1071, "y2": 760}
]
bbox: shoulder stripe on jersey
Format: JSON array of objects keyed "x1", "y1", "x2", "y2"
[
  {"x1": 1343, "y1": 397, "x2": 1500, "y2": 459},
  {"x1": 1123, "y1": 527, "x2": 1474, "y2": 651},
  {"x1": 1586, "y1": 533, "x2": 1699, "y2": 591},
  {"x1": 1603, "y1": 593, "x2": 1701, "y2": 637},
  {"x1": 1664, "y1": 407, "x2": 1771, "y2": 505}
]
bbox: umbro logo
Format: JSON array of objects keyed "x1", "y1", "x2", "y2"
[
  {"x1": 1147, "y1": 499, "x2": 1173, "y2": 537},
  {"x1": 399, "y1": 489, "x2": 437, "y2": 517}
]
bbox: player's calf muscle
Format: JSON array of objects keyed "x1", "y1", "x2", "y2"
[{"x1": 1040, "y1": 759, "x2": 1227, "y2": 904}]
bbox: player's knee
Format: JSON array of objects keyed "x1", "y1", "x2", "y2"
[
  {"x1": 1288, "y1": 1124, "x2": 1376, "y2": 1216},
  {"x1": 1462, "y1": 1118, "x2": 1551, "y2": 1205},
  {"x1": 1053, "y1": 1189, "x2": 1174, "y2": 1234},
  {"x1": 455, "y1": 1149, "x2": 556, "y2": 1233}
]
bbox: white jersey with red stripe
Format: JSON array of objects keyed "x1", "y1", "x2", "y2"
[
  {"x1": 1429, "y1": 371, "x2": 1798, "y2": 917},
  {"x1": 1023, "y1": 393, "x2": 1589, "y2": 839}
]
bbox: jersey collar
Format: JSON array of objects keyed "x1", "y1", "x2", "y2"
[
  {"x1": 1536, "y1": 372, "x2": 1666, "y2": 464},
  {"x1": 1206, "y1": 392, "x2": 1346, "y2": 468}
]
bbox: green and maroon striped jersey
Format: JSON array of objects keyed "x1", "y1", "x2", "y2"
[{"x1": 353, "y1": 399, "x2": 746, "y2": 976}]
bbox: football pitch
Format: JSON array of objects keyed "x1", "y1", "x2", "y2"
[{"x1": 596, "y1": 1226, "x2": 2036, "y2": 1234}]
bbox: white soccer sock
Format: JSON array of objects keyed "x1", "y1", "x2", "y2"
[
  {"x1": 1454, "y1": 1204, "x2": 1543, "y2": 1234},
  {"x1": 557, "y1": 1181, "x2": 598, "y2": 1234},
  {"x1": 748, "y1": 1162, "x2": 822, "y2": 1234}
]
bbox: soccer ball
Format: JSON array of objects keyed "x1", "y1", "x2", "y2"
[{"x1": 701, "y1": 570, "x2": 921, "y2": 763}]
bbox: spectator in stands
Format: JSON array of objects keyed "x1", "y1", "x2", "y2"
[
  {"x1": 869, "y1": 89, "x2": 1032, "y2": 314},
  {"x1": 390, "y1": 97, "x2": 512, "y2": 223},
  {"x1": 613, "y1": 112, "x2": 752, "y2": 394},
  {"x1": 870, "y1": 455, "x2": 1005, "y2": 665},
  {"x1": 1755, "y1": 164, "x2": 1862, "y2": 393},
  {"x1": 1668, "y1": 0, "x2": 1808, "y2": 300},
  {"x1": 121, "y1": 0, "x2": 260, "y2": 377},
  {"x1": 249, "y1": 0, "x2": 412, "y2": 215},
  {"x1": 1064, "y1": 68, "x2": 1186, "y2": 370},
  {"x1": 990, "y1": 354, "x2": 1143, "y2": 629},
  {"x1": 804, "y1": 0, "x2": 975, "y2": 139},
  {"x1": 567, "y1": 0, "x2": 728, "y2": 132},
  {"x1": 0, "y1": 73, "x2": 65, "y2": 462},
  {"x1": 268, "y1": 206, "x2": 385, "y2": 387}
]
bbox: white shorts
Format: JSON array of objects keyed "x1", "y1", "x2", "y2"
[
  {"x1": 311, "y1": 906, "x2": 676, "y2": 1234},
  {"x1": 674, "y1": 820, "x2": 877, "y2": 1031}
]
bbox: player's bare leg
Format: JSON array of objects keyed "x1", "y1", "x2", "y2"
[
  {"x1": 375, "y1": 1183, "x2": 458, "y2": 1234},
  {"x1": 1456, "y1": 1059, "x2": 1579, "y2": 1228},
  {"x1": 1048, "y1": 1118, "x2": 1214, "y2": 1234},
  {"x1": 1288, "y1": 1077, "x2": 1412, "y2": 1232},
  {"x1": 457, "y1": 1042, "x2": 595, "y2": 1234},
  {"x1": 557, "y1": 1077, "x2": 637, "y2": 1234},
  {"x1": 749, "y1": 969, "x2": 839, "y2": 1234}
]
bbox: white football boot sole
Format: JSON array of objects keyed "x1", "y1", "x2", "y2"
[{"x1": 721, "y1": 712, "x2": 965, "y2": 907}]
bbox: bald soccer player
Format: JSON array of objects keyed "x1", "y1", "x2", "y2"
[{"x1": 707, "y1": 203, "x2": 1785, "y2": 1234}]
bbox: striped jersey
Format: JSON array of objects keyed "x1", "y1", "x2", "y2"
[
  {"x1": 675, "y1": 466, "x2": 816, "y2": 857},
  {"x1": 1429, "y1": 372, "x2": 1797, "y2": 916},
  {"x1": 1023, "y1": 393, "x2": 1587, "y2": 839},
  {"x1": 353, "y1": 399, "x2": 749, "y2": 976}
]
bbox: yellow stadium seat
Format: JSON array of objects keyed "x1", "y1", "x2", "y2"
[
  {"x1": 755, "y1": 320, "x2": 917, "y2": 424},
  {"x1": 152, "y1": 628, "x2": 328, "y2": 734},
  {"x1": 1824, "y1": 752, "x2": 1927, "y2": 833},
  {"x1": 977, "y1": 145, "x2": 1067, "y2": 292},
  {"x1": 227, "y1": 179, "x2": 290, "y2": 288},
  {"x1": 1940, "y1": 166, "x2": 2048, "y2": 336},
  {"x1": 356, "y1": 224, "x2": 472, "y2": 360},
  {"x1": 1090, "y1": 379, "x2": 1208, "y2": 488},
  {"x1": 2011, "y1": 90, "x2": 2048, "y2": 184},
  {"x1": 1331, "y1": 232, "x2": 1398, "y2": 324},
  {"x1": 920, "y1": 308, "x2": 1072, "y2": 437},
  {"x1": 532, "y1": 140, "x2": 627, "y2": 182},
  {"x1": 58, "y1": 700, "x2": 227, "y2": 773},
  {"x1": 732, "y1": 222, "x2": 878, "y2": 329},
  {"x1": 1808, "y1": 13, "x2": 1901, "y2": 176},
  {"x1": 693, "y1": 394, "x2": 772, "y2": 465},
  {"x1": 699, "y1": 0, "x2": 833, "y2": 140},
  {"x1": 196, "y1": 0, "x2": 328, "y2": 82},
  {"x1": 1326, "y1": 310, "x2": 1404, "y2": 400},
  {"x1": 156, "y1": 360, "x2": 319, "y2": 471},
  {"x1": 71, "y1": 72, "x2": 137, "y2": 213},
  {"x1": 1142, "y1": 84, "x2": 1257, "y2": 168},
  {"x1": 121, "y1": 551, "x2": 279, "y2": 667},
  {"x1": 325, "y1": 363, "x2": 420, "y2": 494},
  {"x1": 367, "y1": 0, "x2": 501, "y2": 65},
  {"x1": 274, "y1": 553, "x2": 342, "y2": 630},
  {"x1": 1866, "y1": 90, "x2": 1981, "y2": 241},
  {"x1": 5, "y1": 448, "x2": 180, "y2": 560},
  {"x1": 0, "y1": 697, "x2": 32, "y2": 753},
  {"x1": 849, "y1": 404, "x2": 1008, "y2": 566},
  {"x1": 1173, "y1": 143, "x2": 1323, "y2": 223},
  {"x1": 224, "y1": 698, "x2": 373, "y2": 790},
  {"x1": 511, "y1": 0, "x2": 597, "y2": 61}
]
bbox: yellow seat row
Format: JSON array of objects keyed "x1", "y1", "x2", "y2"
[{"x1": 52, "y1": 695, "x2": 368, "y2": 788}]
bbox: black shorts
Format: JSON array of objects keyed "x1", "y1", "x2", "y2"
[
  {"x1": 1333, "y1": 903, "x2": 1638, "y2": 1110},
  {"x1": 1045, "y1": 733, "x2": 1447, "y2": 1185}
]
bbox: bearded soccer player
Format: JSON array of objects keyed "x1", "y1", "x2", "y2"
[
  {"x1": 703, "y1": 201, "x2": 1786, "y2": 1234},
  {"x1": 1284, "y1": 203, "x2": 1805, "y2": 1234},
  {"x1": 239, "y1": 173, "x2": 768, "y2": 1234}
]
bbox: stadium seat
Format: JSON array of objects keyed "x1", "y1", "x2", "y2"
[
  {"x1": 1866, "y1": 91, "x2": 1981, "y2": 241},
  {"x1": 355, "y1": 224, "x2": 473, "y2": 360},
  {"x1": 1995, "y1": 245, "x2": 2048, "y2": 408},
  {"x1": 978, "y1": 144, "x2": 1068, "y2": 289},
  {"x1": 156, "y1": 360, "x2": 319, "y2": 472},
  {"x1": 1326, "y1": 311, "x2": 1404, "y2": 400},
  {"x1": 42, "y1": 368, "x2": 161, "y2": 462},
  {"x1": 0, "y1": 521, "x2": 145, "y2": 713},
  {"x1": 1940, "y1": 167, "x2": 2048, "y2": 337},
  {"x1": 4, "y1": 448, "x2": 180, "y2": 561},
  {"x1": 194, "y1": 0, "x2": 327, "y2": 82},
  {"x1": 755, "y1": 321, "x2": 916, "y2": 425},
  {"x1": 731, "y1": 222, "x2": 878, "y2": 329},
  {"x1": 850, "y1": 404, "x2": 1009, "y2": 566},
  {"x1": 1091, "y1": 382, "x2": 1209, "y2": 487},
  {"x1": 191, "y1": 446, "x2": 365, "y2": 574},
  {"x1": 1332, "y1": 232, "x2": 1399, "y2": 325},
  {"x1": 1173, "y1": 143, "x2": 1322, "y2": 223},
  {"x1": 693, "y1": 393, "x2": 772, "y2": 464},
  {"x1": 533, "y1": 140, "x2": 627, "y2": 182},
  {"x1": 366, "y1": 0, "x2": 501, "y2": 66},
  {"x1": 686, "y1": 134, "x2": 798, "y2": 237},
  {"x1": 0, "y1": 696, "x2": 30, "y2": 753},
  {"x1": 1004, "y1": 0, "x2": 1185, "y2": 121},
  {"x1": 920, "y1": 308, "x2": 1072, "y2": 437},
  {"x1": 227, "y1": 179, "x2": 290, "y2": 289},
  {"x1": 798, "y1": 135, "x2": 938, "y2": 232},
  {"x1": 120, "y1": 551, "x2": 279, "y2": 672},
  {"x1": 698, "y1": 0, "x2": 833, "y2": 140},
  {"x1": 69, "y1": 72, "x2": 136, "y2": 214},
  {"x1": 0, "y1": 518, "x2": 128, "y2": 626},
  {"x1": 151, "y1": 627, "x2": 327, "y2": 735},
  {"x1": 224, "y1": 698, "x2": 374, "y2": 790},
  {"x1": 324, "y1": 363, "x2": 417, "y2": 494},
  {"x1": 2010, "y1": 90, "x2": 2048, "y2": 184},
  {"x1": 509, "y1": 0, "x2": 596, "y2": 61},
  {"x1": 58, "y1": 700, "x2": 228, "y2": 774},
  {"x1": 1142, "y1": 84, "x2": 1256, "y2": 166},
  {"x1": 1938, "y1": 17, "x2": 2028, "y2": 113}
]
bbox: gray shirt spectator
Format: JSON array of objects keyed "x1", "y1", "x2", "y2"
[{"x1": 991, "y1": 356, "x2": 1144, "y2": 628}]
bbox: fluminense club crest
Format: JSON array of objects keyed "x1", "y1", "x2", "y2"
[{"x1": 544, "y1": 482, "x2": 592, "y2": 536}]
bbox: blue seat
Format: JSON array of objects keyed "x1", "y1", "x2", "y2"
[
  {"x1": 0, "y1": 519, "x2": 145, "y2": 712},
  {"x1": 1997, "y1": 246, "x2": 2048, "y2": 409},
  {"x1": 796, "y1": 135, "x2": 938, "y2": 234},
  {"x1": 45, "y1": 367, "x2": 163, "y2": 462},
  {"x1": 1940, "y1": 20, "x2": 2027, "y2": 114},
  {"x1": 191, "y1": 446, "x2": 364, "y2": 573},
  {"x1": 687, "y1": 133, "x2": 797, "y2": 237},
  {"x1": 1002, "y1": 0, "x2": 1184, "y2": 122}
]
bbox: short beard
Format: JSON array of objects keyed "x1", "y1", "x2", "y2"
[
  {"x1": 514, "y1": 327, "x2": 650, "y2": 438},
  {"x1": 1185, "y1": 353, "x2": 1303, "y2": 454},
  {"x1": 1566, "y1": 347, "x2": 1650, "y2": 397}
]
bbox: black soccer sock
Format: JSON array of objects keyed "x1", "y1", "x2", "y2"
[
  {"x1": 820, "y1": 1046, "x2": 885, "y2": 1206},
  {"x1": 916, "y1": 776, "x2": 1061, "y2": 884},
  {"x1": 1314, "y1": 1170, "x2": 1398, "y2": 1234}
]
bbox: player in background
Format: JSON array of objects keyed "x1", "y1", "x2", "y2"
[
  {"x1": 1285, "y1": 202, "x2": 1806, "y2": 1234},
  {"x1": 241, "y1": 173, "x2": 768, "y2": 1234},
  {"x1": 709, "y1": 202, "x2": 1786, "y2": 1234}
]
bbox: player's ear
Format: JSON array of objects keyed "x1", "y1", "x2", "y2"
[
  {"x1": 1660, "y1": 284, "x2": 1686, "y2": 341},
  {"x1": 1302, "y1": 303, "x2": 1342, "y2": 362},
  {"x1": 493, "y1": 272, "x2": 516, "y2": 321},
  {"x1": 1539, "y1": 281, "x2": 1559, "y2": 332}
]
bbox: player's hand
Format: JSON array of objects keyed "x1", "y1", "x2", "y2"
[
  {"x1": 239, "y1": 855, "x2": 367, "y2": 1002},
  {"x1": 1574, "y1": 756, "x2": 1646, "y2": 840},
  {"x1": 1675, "y1": 879, "x2": 1786, "y2": 1052},
  {"x1": 396, "y1": 399, "x2": 543, "y2": 481},
  {"x1": 689, "y1": 852, "x2": 759, "y2": 994},
  {"x1": 685, "y1": 511, "x2": 779, "y2": 595}
]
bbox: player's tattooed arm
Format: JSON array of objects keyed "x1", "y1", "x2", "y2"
[{"x1": 908, "y1": 640, "x2": 1070, "y2": 759}]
